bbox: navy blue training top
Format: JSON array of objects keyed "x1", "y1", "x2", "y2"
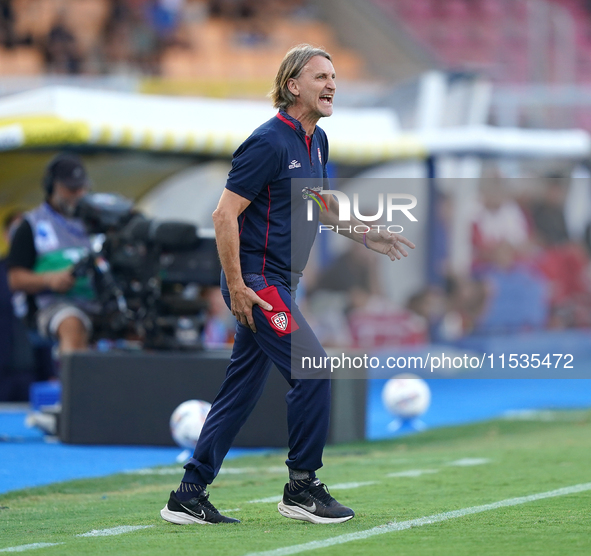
[{"x1": 223, "y1": 110, "x2": 329, "y2": 290}]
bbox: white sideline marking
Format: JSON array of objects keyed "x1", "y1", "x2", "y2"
[
  {"x1": 0, "y1": 544, "x2": 64, "y2": 553},
  {"x1": 76, "y1": 525, "x2": 153, "y2": 537},
  {"x1": 124, "y1": 468, "x2": 179, "y2": 475},
  {"x1": 328, "y1": 481, "x2": 378, "y2": 489},
  {"x1": 447, "y1": 458, "x2": 490, "y2": 467},
  {"x1": 386, "y1": 469, "x2": 439, "y2": 478},
  {"x1": 248, "y1": 495, "x2": 282, "y2": 504},
  {"x1": 248, "y1": 467, "x2": 285, "y2": 474},
  {"x1": 244, "y1": 482, "x2": 591, "y2": 556},
  {"x1": 247, "y1": 481, "x2": 377, "y2": 504},
  {"x1": 220, "y1": 467, "x2": 260, "y2": 475},
  {"x1": 503, "y1": 409, "x2": 558, "y2": 421}
]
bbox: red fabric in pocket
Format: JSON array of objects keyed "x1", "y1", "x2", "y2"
[{"x1": 256, "y1": 286, "x2": 299, "y2": 337}]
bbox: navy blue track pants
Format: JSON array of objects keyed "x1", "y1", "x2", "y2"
[{"x1": 182, "y1": 282, "x2": 330, "y2": 487}]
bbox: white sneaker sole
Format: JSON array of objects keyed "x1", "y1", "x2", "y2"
[
  {"x1": 160, "y1": 505, "x2": 211, "y2": 525},
  {"x1": 277, "y1": 502, "x2": 354, "y2": 524}
]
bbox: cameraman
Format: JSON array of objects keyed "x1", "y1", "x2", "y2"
[{"x1": 7, "y1": 153, "x2": 98, "y2": 355}]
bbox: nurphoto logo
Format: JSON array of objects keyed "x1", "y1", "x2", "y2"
[{"x1": 303, "y1": 189, "x2": 418, "y2": 234}]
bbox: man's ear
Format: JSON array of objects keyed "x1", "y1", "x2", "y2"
[{"x1": 287, "y1": 78, "x2": 299, "y2": 97}]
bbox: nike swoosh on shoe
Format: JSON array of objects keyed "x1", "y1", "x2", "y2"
[
  {"x1": 181, "y1": 504, "x2": 207, "y2": 520},
  {"x1": 294, "y1": 501, "x2": 316, "y2": 512}
]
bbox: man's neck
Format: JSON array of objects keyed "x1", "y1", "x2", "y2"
[
  {"x1": 45, "y1": 200, "x2": 69, "y2": 219},
  {"x1": 46, "y1": 200, "x2": 60, "y2": 213},
  {"x1": 285, "y1": 107, "x2": 319, "y2": 137}
]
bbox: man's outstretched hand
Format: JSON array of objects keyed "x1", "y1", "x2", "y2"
[{"x1": 365, "y1": 229, "x2": 415, "y2": 261}]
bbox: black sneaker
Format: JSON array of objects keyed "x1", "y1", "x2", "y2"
[
  {"x1": 278, "y1": 479, "x2": 355, "y2": 524},
  {"x1": 160, "y1": 490, "x2": 240, "y2": 524}
]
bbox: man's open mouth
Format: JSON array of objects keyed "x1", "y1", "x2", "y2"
[{"x1": 319, "y1": 95, "x2": 333, "y2": 105}]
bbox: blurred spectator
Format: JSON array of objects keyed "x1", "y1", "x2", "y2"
[
  {"x1": 149, "y1": 0, "x2": 184, "y2": 42},
  {"x1": 129, "y1": 3, "x2": 161, "y2": 73},
  {"x1": 406, "y1": 285, "x2": 462, "y2": 341},
  {"x1": 305, "y1": 242, "x2": 380, "y2": 347},
  {"x1": 209, "y1": 0, "x2": 247, "y2": 19},
  {"x1": 208, "y1": 0, "x2": 227, "y2": 18},
  {"x1": 208, "y1": 0, "x2": 269, "y2": 45},
  {"x1": 306, "y1": 242, "x2": 427, "y2": 348},
  {"x1": 102, "y1": 2, "x2": 133, "y2": 73},
  {"x1": 2, "y1": 209, "x2": 28, "y2": 319},
  {"x1": 1, "y1": 211, "x2": 17, "y2": 350},
  {"x1": 1, "y1": 0, "x2": 314, "y2": 77},
  {"x1": 209, "y1": 0, "x2": 304, "y2": 19},
  {"x1": 526, "y1": 173, "x2": 591, "y2": 328},
  {"x1": 474, "y1": 242, "x2": 550, "y2": 334},
  {"x1": 0, "y1": 0, "x2": 14, "y2": 47},
  {"x1": 538, "y1": 256, "x2": 591, "y2": 328},
  {"x1": 102, "y1": 0, "x2": 160, "y2": 74},
  {"x1": 308, "y1": 242, "x2": 381, "y2": 309},
  {"x1": 202, "y1": 286, "x2": 235, "y2": 348},
  {"x1": 3, "y1": 207, "x2": 23, "y2": 241},
  {"x1": 348, "y1": 297, "x2": 427, "y2": 348},
  {"x1": 44, "y1": 12, "x2": 82, "y2": 74},
  {"x1": 234, "y1": 0, "x2": 269, "y2": 46},
  {"x1": 471, "y1": 173, "x2": 530, "y2": 271},
  {"x1": 445, "y1": 274, "x2": 488, "y2": 336},
  {"x1": 1, "y1": 209, "x2": 36, "y2": 402},
  {"x1": 1, "y1": 0, "x2": 31, "y2": 49},
  {"x1": 405, "y1": 273, "x2": 548, "y2": 340},
  {"x1": 529, "y1": 173, "x2": 570, "y2": 246}
]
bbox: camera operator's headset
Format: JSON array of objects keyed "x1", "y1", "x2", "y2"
[{"x1": 42, "y1": 153, "x2": 90, "y2": 200}]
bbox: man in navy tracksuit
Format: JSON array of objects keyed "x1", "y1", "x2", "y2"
[{"x1": 161, "y1": 45, "x2": 414, "y2": 526}]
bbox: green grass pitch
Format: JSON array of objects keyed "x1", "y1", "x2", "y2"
[{"x1": 2, "y1": 411, "x2": 591, "y2": 555}]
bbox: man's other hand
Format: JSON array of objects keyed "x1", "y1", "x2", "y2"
[
  {"x1": 230, "y1": 285, "x2": 273, "y2": 333},
  {"x1": 46, "y1": 270, "x2": 76, "y2": 293}
]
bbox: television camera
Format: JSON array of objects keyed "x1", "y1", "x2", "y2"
[{"x1": 73, "y1": 193, "x2": 221, "y2": 350}]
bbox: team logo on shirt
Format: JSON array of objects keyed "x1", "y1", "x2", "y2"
[
  {"x1": 271, "y1": 312, "x2": 288, "y2": 331},
  {"x1": 318, "y1": 148, "x2": 322, "y2": 164},
  {"x1": 34, "y1": 220, "x2": 59, "y2": 252},
  {"x1": 289, "y1": 160, "x2": 302, "y2": 169}
]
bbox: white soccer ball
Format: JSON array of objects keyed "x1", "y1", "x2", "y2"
[
  {"x1": 170, "y1": 399, "x2": 212, "y2": 449},
  {"x1": 382, "y1": 373, "x2": 431, "y2": 419}
]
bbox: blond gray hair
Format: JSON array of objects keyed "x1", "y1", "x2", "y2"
[{"x1": 269, "y1": 44, "x2": 332, "y2": 110}]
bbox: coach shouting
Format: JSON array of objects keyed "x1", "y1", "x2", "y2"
[{"x1": 160, "y1": 44, "x2": 415, "y2": 526}]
